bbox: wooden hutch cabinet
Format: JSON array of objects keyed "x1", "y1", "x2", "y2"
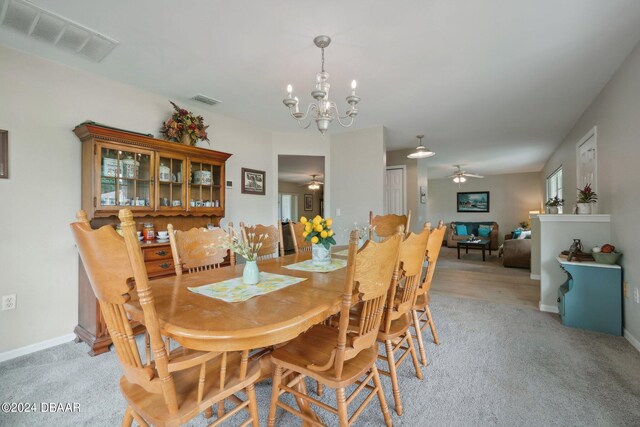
[{"x1": 73, "y1": 122, "x2": 232, "y2": 355}]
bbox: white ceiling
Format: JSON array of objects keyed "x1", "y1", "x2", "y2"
[
  {"x1": 278, "y1": 155, "x2": 324, "y2": 185},
  {"x1": 2, "y1": 0, "x2": 640, "y2": 178}
]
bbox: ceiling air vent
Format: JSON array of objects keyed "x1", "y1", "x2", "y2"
[
  {"x1": 0, "y1": 0, "x2": 119, "y2": 62},
  {"x1": 193, "y1": 94, "x2": 221, "y2": 106}
]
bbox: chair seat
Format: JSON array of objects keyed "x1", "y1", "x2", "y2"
[
  {"x1": 377, "y1": 313, "x2": 412, "y2": 341},
  {"x1": 271, "y1": 324, "x2": 379, "y2": 389},
  {"x1": 412, "y1": 292, "x2": 430, "y2": 310},
  {"x1": 120, "y1": 351, "x2": 260, "y2": 427}
]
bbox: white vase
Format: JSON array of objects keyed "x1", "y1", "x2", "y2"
[
  {"x1": 312, "y1": 244, "x2": 332, "y2": 265},
  {"x1": 548, "y1": 206, "x2": 559, "y2": 214},
  {"x1": 576, "y1": 203, "x2": 592, "y2": 214},
  {"x1": 243, "y1": 260, "x2": 260, "y2": 285}
]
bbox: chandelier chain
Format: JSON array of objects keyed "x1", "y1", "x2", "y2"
[{"x1": 321, "y1": 47, "x2": 325, "y2": 72}]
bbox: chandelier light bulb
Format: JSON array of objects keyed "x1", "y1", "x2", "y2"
[{"x1": 287, "y1": 84, "x2": 293, "y2": 97}]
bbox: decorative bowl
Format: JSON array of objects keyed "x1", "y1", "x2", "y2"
[{"x1": 591, "y1": 251, "x2": 622, "y2": 265}]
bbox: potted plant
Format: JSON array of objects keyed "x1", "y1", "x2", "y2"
[
  {"x1": 300, "y1": 215, "x2": 336, "y2": 265},
  {"x1": 217, "y1": 230, "x2": 267, "y2": 285},
  {"x1": 545, "y1": 196, "x2": 564, "y2": 214},
  {"x1": 576, "y1": 184, "x2": 597, "y2": 214},
  {"x1": 160, "y1": 101, "x2": 210, "y2": 146}
]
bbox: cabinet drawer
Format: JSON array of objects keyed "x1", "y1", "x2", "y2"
[
  {"x1": 143, "y1": 246, "x2": 172, "y2": 261},
  {"x1": 146, "y1": 259, "x2": 175, "y2": 276}
]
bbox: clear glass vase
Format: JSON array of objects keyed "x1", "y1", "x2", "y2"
[
  {"x1": 312, "y1": 244, "x2": 332, "y2": 265},
  {"x1": 243, "y1": 260, "x2": 260, "y2": 285}
]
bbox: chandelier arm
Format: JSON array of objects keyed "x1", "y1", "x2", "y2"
[{"x1": 334, "y1": 106, "x2": 355, "y2": 127}]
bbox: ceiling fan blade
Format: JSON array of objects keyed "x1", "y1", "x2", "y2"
[
  {"x1": 445, "y1": 174, "x2": 458, "y2": 178},
  {"x1": 464, "y1": 173, "x2": 484, "y2": 178}
]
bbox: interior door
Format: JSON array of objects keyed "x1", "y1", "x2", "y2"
[
  {"x1": 385, "y1": 167, "x2": 404, "y2": 215},
  {"x1": 577, "y1": 131, "x2": 597, "y2": 191}
]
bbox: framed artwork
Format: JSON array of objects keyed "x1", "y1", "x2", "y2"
[
  {"x1": 0, "y1": 130, "x2": 7, "y2": 179},
  {"x1": 241, "y1": 168, "x2": 265, "y2": 195},
  {"x1": 304, "y1": 194, "x2": 313, "y2": 211},
  {"x1": 457, "y1": 191, "x2": 490, "y2": 213}
]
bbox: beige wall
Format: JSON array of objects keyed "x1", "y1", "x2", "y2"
[
  {"x1": 278, "y1": 181, "x2": 323, "y2": 219},
  {"x1": 0, "y1": 45, "x2": 277, "y2": 354},
  {"x1": 541, "y1": 40, "x2": 640, "y2": 342},
  {"x1": 428, "y1": 172, "x2": 543, "y2": 242},
  {"x1": 330, "y1": 127, "x2": 386, "y2": 245}
]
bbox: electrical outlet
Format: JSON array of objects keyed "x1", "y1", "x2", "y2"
[
  {"x1": 1, "y1": 294, "x2": 16, "y2": 311},
  {"x1": 624, "y1": 282, "x2": 629, "y2": 298},
  {"x1": 634, "y1": 287, "x2": 640, "y2": 304}
]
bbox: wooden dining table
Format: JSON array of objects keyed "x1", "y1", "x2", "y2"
[{"x1": 125, "y1": 251, "x2": 349, "y2": 355}]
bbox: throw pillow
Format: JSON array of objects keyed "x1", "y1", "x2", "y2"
[
  {"x1": 517, "y1": 230, "x2": 532, "y2": 240},
  {"x1": 478, "y1": 227, "x2": 491, "y2": 237},
  {"x1": 456, "y1": 224, "x2": 468, "y2": 235},
  {"x1": 512, "y1": 229, "x2": 522, "y2": 239}
]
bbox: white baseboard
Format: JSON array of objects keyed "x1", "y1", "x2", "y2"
[
  {"x1": 539, "y1": 302, "x2": 559, "y2": 313},
  {"x1": 530, "y1": 273, "x2": 541, "y2": 280},
  {"x1": 0, "y1": 333, "x2": 76, "y2": 363},
  {"x1": 624, "y1": 329, "x2": 640, "y2": 353}
]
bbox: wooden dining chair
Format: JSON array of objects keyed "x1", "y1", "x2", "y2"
[
  {"x1": 411, "y1": 220, "x2": 446, "y2": 367},
  {"x1": 369, "y1": 210, "x2": 411, "y2": 240},
  {"x1": 70, "y1": 209, "x2": 260, "y2": 427},
  {"x1": 376, "y1": 223, "x2": 430, "y2": 416},
  {"x1": 267, "y1": 229, "x2": 402, "y2": 427},
  {"x1": 167, "y1": 224, "x2": 235, "y2": 276},
  {"x1": 240, "y1": 222, "x2": 284, "y2": 260},
  {"x1": 290, "y1": 221, "x2": 312, "y2": 254}
]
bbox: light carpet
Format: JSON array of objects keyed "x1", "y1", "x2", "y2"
[{"x1": 1, "y1": 294, "x2": 639, "y2": 426}]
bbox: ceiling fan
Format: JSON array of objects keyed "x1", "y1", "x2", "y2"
[
  {"x1": 302, "y1": 174, "x2": 324, "y2": 190},
  {"x1": 447, "y1": 165, "x2": 483, "y2": 187}
]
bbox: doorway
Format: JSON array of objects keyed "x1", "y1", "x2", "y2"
[
  {"x1": 385, "y1": 166, "x2": 406, "y2": 215},
  {"x1": 278, "y1": 155, "x2": 325, "y2": 252}
]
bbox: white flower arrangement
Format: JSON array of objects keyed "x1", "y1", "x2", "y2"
[{"x1": 214, "y1": 230, "x2": 267, "y2": 261}]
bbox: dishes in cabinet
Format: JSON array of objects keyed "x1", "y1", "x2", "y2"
[{"x1": 193, "y1": 170, "x2": 212, "y2": 185}]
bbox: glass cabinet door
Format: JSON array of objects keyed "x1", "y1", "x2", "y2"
[
  {"x1": 98, "y1": 143, "x2": 153, "y2": 210},
  {"x1": 157, "y1": 153, "x2": 186, "y2": 210},
  {"x1": 188, "y1": 158, "x2": 223, "y2": 211}
]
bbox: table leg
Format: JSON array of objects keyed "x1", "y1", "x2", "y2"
[
  {"x1": 482, "y1": 246, "x2": 486, "y2": 261},
  {"x1": 466, "y1": 246, "x2": 469, "y2": 254},
  {"x1": 457, "y1": 246, "x2": 461, "y2": 259}
]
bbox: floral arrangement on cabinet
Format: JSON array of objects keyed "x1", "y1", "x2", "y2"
[{"x1": 160, "y1": 101, "x2": 210, "y2": 146}]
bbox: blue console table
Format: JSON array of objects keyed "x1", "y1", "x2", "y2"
[{"x1": 556, "y1": 257, "x2": 622, "y2": 335}]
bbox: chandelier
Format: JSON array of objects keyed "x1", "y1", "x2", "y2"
[
  {"x1": 407, "y1": 135, "x2": 436, "y2": 159},
  {"x1": 283, "y1": 35, "x2": 360, "y2": 135}
]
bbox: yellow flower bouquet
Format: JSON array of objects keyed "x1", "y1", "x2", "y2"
[{"x1": 300, "y1": 215, "x2": 336, "y2": 249}]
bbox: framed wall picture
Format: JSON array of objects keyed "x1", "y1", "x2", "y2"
[
  {"x1": 0, "y1": 130, "x2": 7, "y2": 179},
  {"x1": 457, "y1": 191, "x2": 490, "y2": 213},
  {"x1": 241, "y1": 168, "x2": 266, "y2": 195},
  {"x1": 304, "y1": 194, "x2": 313, "y2": 211}
]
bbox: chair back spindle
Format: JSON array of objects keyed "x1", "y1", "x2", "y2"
[
  {"x1": 382, "y1": 224, "x2": 431, "y2": 333},
  {"x1": 420, "y1": 220, "x2": 446, "y2": 295},
  {"x1": 332, "y1": 229, "x2": 402, "y2": 378}
]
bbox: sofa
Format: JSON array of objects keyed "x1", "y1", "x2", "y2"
[
  {"x1": 446, "y1": 221, "x2": 499, "y2": 250},
  {"x1": 502, "y1": 232, "x2": 531, "y2": 269}
]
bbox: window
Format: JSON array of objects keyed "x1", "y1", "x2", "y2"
[{"x1": 546, "y1": 167, "x2": 563, "y2": 213}]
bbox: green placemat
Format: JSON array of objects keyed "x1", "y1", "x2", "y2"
[
  {"x1": 284, "y1": 259, "x2": 347, "y2": 273},
  {"x1": 188, "y1": 272, "x2": 307, "y2": 303}
]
